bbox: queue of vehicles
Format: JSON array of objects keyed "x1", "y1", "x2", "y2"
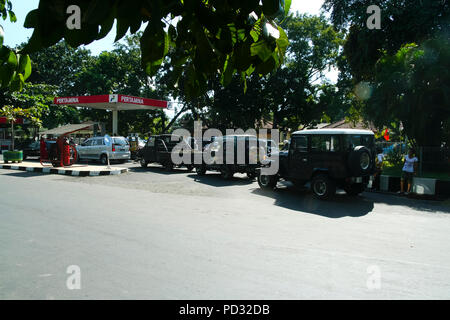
[
  {"x1": 136, "y1": 129, "x2": 376, "y2": 200},
  {"x1": 12, "y1": 128, "x2": 377, "y2": 200}
]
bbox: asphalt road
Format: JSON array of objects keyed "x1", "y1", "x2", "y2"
[{"x1": 1, "y1": 161, "x2": 449, "y2": 299}]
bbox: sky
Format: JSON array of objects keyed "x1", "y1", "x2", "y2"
[{"x1": 2, "y1": 0, "x2": 327, "y2": 54}]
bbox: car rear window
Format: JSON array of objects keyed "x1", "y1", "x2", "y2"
[
  {"x1": 113, "y1": 137, "x2": 129, "y2": 146},
  {"x1": 344, "y1": 135, "x2": 374, "y2": 150},
  {"x1": 311, "y1": 135, "x2": 340, "y2": 152}
]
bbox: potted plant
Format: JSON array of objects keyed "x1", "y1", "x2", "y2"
[{"x1": 0, "y1": 105, "x2": 41, "y2": 163}]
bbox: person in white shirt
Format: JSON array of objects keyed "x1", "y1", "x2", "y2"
[
  {"x1": 372, "y1": 147, "x2": 385, "y2": 190},
  {"x1": 398, "y1": 148, "x2": 418, "y2": 195}
]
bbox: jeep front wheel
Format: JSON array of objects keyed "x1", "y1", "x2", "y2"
[
  {"x1": 140, "y1": 158, "x2": 148, "y2": 168},
  {"x1": 164, "y1": 162, "x2": 173, "y2": 171},
  {"x1": 196, "y1": 166, "x2": 206, "y2": 176},
  {"x1": 311, "y1": 174, "x2": 336, "y2": 200},
  {"x1": 258, "y1": 173, "x2": 278, "y2": 190}
]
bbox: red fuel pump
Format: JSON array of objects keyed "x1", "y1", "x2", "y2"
[{"x1": 40, "y1": 134, "x2": 77, "y2": 167}]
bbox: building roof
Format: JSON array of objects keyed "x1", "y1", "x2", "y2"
[
  {"x1": 293, "y1": 128, "x2": 374, "y2": 135},
  {"x1": 40, "y1": 121, "x2": 98, "y2": 136},
  {"x1": 321, "y1": 119, "x2": 376, "y2": 130}
]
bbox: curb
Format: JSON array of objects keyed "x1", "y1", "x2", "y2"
[
  {"x1": 0, "y1": 164, "x2": 128, "y2": 176},
  {"x1": 379, "y1": 175, "x2": 450, "y2": 197},
  {"x1": 365, "y1": 188, "x2": 447, "y2": 201}
]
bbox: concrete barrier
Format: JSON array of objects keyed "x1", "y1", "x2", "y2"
[
  {"x1": 412, "y1": 177, "x2": 436, "y2": 195},
  {"x1": 378, "y1": 175, "x2": 448, "y2": 197}
]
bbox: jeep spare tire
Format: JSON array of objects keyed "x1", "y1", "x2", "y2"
[{"x1": 348, "y1": 146, "x2": 372, "y2": 176}]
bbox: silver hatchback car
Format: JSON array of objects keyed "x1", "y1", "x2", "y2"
[{"x1": 76, "y1": 135, "x2": 130, "y2": 164}]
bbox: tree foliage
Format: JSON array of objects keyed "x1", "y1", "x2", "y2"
[
  {"x1": 175, "y1": 14, "x2": 344, "y2": 132},
  {"x1": 324, "y1": 0, "x2": 450, "y2": 80},
  {"x1": 365, "y1": 39, "x2": 450, "y2": 147},
  {"x1": 0, "y1": 0, "x2": 32, "y2": 92},
  {"x1": 324, "y1": 0, "x2": 450, "y2": 146},
  {"x1": 22, "y1": 0, "x2": 292, "y2": 98}
]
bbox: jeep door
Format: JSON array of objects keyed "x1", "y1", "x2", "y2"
[
  {"x1": 288, "y1": 135, "x2": 312, "y2": 179},
  {"x1": 144, "y1": 137, "x2": 156, "y2": 162},
  {"x1": 309, "y1": 135, "x2": 344, "y2": 178},
  {"x1": 156, "y1": 137, "x2": 169, "y2": 163}
]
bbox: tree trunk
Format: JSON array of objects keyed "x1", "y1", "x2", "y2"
[
  {"x1": 162, "y1": 106, "x2": 188, "y2": 133},
  {"x1": 11, "y1": 121, "x2": 14, "y2": 151}
]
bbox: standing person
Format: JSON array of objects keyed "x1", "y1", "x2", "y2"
[
  {"x1": 372, "y1": 147, "x2": 385, "y2": 191},
  {"x1": 398, "y1": 148, "x2": 418, "y2": 195}
]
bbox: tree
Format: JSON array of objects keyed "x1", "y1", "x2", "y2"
[
  {"x1": 0, "y1": 0, "x2": 32, "y2": 92},
  {"x1": 169, "y1": 14, "x2": 344, "y2": 133},
  {"x1": 324, "y1": 0, "x2": 449, "y2": 80},
  {"x1": 71, "y1": 38, "x2": 169, "y2": 135},
  {"x1": 27, "y1": 41, "x2": 93, "y2": 96},
  {"x1": 0, "y1": 105, "x2": 41, "y2": 150},
  {"x1": 22, "y1": 0, "x2": 292, "y2": 98},
  {"x1": 365, "y1": 39, "x2": 450, "y2": 148},
  {"x1": 323, "y1": 0, "x2": 450, "y2": 146},
  {"x1": 1, "y1": 82, "x2": 77, "y2": 131},
  {"x1": 261, "y1": 14, "x2": 344, "y2": 131}
]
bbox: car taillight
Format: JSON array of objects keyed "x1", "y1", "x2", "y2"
[{"x1": 112, "y1": 144, "x2": 116, "y2": 152}]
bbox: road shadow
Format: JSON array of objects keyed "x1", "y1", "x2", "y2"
[
  {"x1": 252, "y1": 182, "x2": 374, "y2": 218},
  {"x1": 1, "y1": 171, "x2": 47, "y2": 178},
  {"x1": 363, "y1": 191, "x2": 450, "y2": 214},
  {"x1": 186, "y1": 172, "x2": 255, "y2": 187},
  {"x1": 128, "y1": 165, "x2": 192, "y2": 175}
]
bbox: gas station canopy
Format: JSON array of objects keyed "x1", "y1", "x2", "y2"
[{"x1": 53, "y1": 94, "x2": 168, "y2": 134}]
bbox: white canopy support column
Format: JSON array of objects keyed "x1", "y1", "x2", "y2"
[{"x1": 112, "y1": 110, "x2": 118, "y2": 135}]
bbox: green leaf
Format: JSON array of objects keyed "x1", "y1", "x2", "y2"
[
  {"x1": 23, "y1": 9, "x2": 38, "y2": 28},
  {"x1": 141, "y1": 22, "x2": 169, "y2": 76},
  {"x1": 6, "y1": 49, "x2": 17, "y2": 67},
  {"x1": 276, "y1": 26, "x2": 289, "y2": 54},
  {"x1": 8, "y1": 11, "x2": 16, "y2": 23},
  {"x1": 10, "y1": 73, "x2": 24, "y2": 92},
  {"x1": 97, "y1": 12, "x2": 115, "y2": 40},
  {"x1": 18, "y1": 54, "x2": 32, "y2": 80},
  {"x1": 245, "y1": 64, "x2": 255, "y2": 76},
  {"x1": 284, "y1": 0, "x2": 291, "y2": 16},
  {"x1": 262, "y1": 0, "x2": 283, "y2": 19},
  {"x1": 221, "y1": 55, "x2": 234, "y2": 86},
  {"x1": 20, "y1": 32, "x2": 42, "y2": 54},
  {"x1": 115, "y1": 18, "x2": 130, "y2": 42},
  {"x1": 0, "y1": 65, "x2": 13, "y2": 87},
  {"x1": 255, "y1": 55, "x2": 276, "y2": 75},
  {"x1": 250, "y1": 40, "x2": 273, "y2": 62},
  {"x1": 0, "y1": 24, "x2": 4, "y2": 47}
]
